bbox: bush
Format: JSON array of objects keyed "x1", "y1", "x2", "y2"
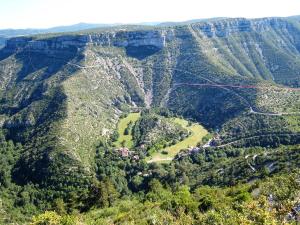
[
  {"x1": 30, "y1": 211, "x2": 79, "y2": 225},
  {"x1": 111, "y1": 131, "x2": 119, "y2": 142}
]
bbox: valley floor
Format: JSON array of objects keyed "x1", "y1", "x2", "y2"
[
  {"x1": 146, "y1": 118, "x2": 208, "y2": 163},
  {"x1": 113, "y1": 113, "x2": 208, "y2": 163},
  {"x1": 113, "y1": 112, "x2": 141, "y2": 148}
]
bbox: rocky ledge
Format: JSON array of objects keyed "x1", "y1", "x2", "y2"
[
  {"x1": 192, "y1": 18, "x2": 295, "y2": 37},
  {"x1": 3, "y1": 18, "x2": 297, "y2": 54},
  {"x1": 4, "y1": 29, "x2": 174, "y2": 54}
]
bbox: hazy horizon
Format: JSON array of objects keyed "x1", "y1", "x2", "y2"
[{"x1": 0, "y1": 0, "x2": 300, "y2": 29}]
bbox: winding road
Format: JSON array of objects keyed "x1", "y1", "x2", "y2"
[
  {"x1": 65, "y1": 59, "x2": 300, "y2": 116},
  {"x1": 215, "y1": 132, "x2": 300, "y2": 148}
]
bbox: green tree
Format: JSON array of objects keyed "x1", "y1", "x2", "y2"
[
  {"x1": 53, "y1": 198, "x2": 66, "y2": 215},
  {"x1": 93, "y1": 178, "x2": 120, "y2": 208},
  {"x1": 124, "y1": 127, "x2": 129, "y2": 135}
]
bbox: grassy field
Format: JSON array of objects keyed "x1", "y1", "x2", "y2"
[
  {"x1": 114, "y1": 112, "x2": 141, "y2": 148},
  {"x1": 147, "y1": 118, "x2": 208, "y2": 163}
]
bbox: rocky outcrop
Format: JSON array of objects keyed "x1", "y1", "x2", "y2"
[
  {"x1": 2, "y1": 18, "x2": 298, "y2": 55},
  {"x1": 4, "y1": 29, "x2": 174, "y2": 55},
  {"x1": 192, "y1": 18, "x2": 295, "y2": 37}
]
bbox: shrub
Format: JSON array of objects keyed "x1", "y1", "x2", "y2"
[{"x1": 30, "y1": 211, "x2": 79, "y2": 225}]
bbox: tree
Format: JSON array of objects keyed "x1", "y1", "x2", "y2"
[
  {"x1": 111, "y1": 131, "x2": 119, "y2": 142},
  {"x1": 124, "y1": 127, "x2": 129, "y2": 135},
  {"x1": 53, "y1": 198, "x2": 67, "y2": 215},
  {"x1": 93, "y1": 178, "x2": 120, "y2": 208},
  {"x1": 174, "y1": 186, "x2": 199, "y2": 213}
]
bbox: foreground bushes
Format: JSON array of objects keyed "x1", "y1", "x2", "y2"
[{"x1": 31, "y1": 172, "x2": 300, "y2": 224}]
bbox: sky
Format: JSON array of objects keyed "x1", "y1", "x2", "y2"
[{"x1": 0, "y1": 0, "x2": 299, "y2": 29}]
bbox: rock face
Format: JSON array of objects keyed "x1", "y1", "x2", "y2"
[
  {"x1": 4, "y1": 18, "x2": 296, "y2": 53},
  {"x1": 5, "y1": 30, "x2": 174, "y2": 55},
  {"x1": 192, "y1": 18, "x2": 294, "y2": 37}
]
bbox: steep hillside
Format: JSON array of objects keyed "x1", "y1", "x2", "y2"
[{"x1": 0, "y1": 17, "x2": 300, "y2": 191}]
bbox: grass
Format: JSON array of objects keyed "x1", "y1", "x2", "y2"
[
  {"x1": 147, "y1": 118, "x2": 208, "y2": 163},
  {"x1": 114, "y1": 112, "x2": 141, "y2": 148}
]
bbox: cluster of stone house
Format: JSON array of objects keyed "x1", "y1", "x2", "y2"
[
  {"x1": 187, "y1": 146, "x2": 200, "y2": 153},
  {"x1": 116, "y1": 147, "x2": 140, "y2": 160}
]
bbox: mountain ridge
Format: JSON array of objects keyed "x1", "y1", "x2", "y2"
[
  {"x1": 0, "y1": 15, "x2": 300, "y2": 195},
  {"x1": 1, "y1": 15, "x2": 299, "y2": 46},
  {"x1": 3, "y1": 17, "x2": 299, "y2": 51},
  {"x1": 1, "y1": 15, "x2": 300, "y2": 224}
]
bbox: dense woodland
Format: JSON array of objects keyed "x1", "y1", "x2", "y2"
[{"x1": 0, "y1": 124, "x2": 300, "y2": 224}]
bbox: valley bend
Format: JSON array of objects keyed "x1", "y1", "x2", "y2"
[{"x1": 0, "y1": 0, "x2": 300, "y2": 224}]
